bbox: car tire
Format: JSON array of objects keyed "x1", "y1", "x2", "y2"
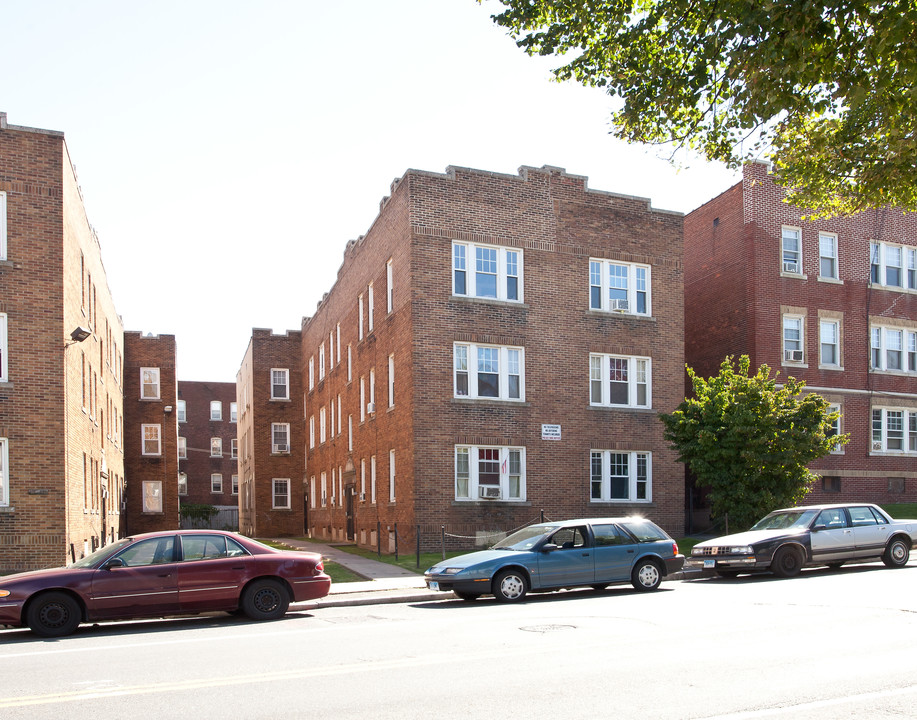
[
  {"x1": 453, "y1": 591, "x2": 479, "y2": 602},
  {"x1": 492, "y1": 569, "x2": 528, "y2": 602},
  {"x1": 26, "y1": 591, "x2": 81, "y2": 637},
  {"x1": 770, "y1": 546, "x2": 803, "y2": 578},
  {"x1": 241, "y1": 579, "x2": 290, "y2": 621},
  {"x1": 882, "y1": 537, "x2": 911, "y2": 568},
  {"x1": 631, "y1": 559, "x2": 662, "y2": 591}
]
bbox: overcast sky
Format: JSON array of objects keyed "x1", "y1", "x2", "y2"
[{"x1": 2, "y1": 0, "x2": 740, "y2": 381}]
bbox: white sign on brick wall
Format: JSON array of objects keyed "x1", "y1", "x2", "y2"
[{"x1": 541, "y1": 424, "x2": 561, "y2": 441}]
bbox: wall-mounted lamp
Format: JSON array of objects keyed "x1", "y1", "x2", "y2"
[
  {"x1": 65, "y1": 326, "x2": 92, "y2": 348},
  {"x1": 164, "y1": 405, "x2": 173, "y2": 414}
]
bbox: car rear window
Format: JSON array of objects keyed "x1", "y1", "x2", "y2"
[{"x1": 619, "y1": 520, "x2": 667, "y2": 542}]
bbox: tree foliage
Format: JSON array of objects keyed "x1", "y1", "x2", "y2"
[
  {"x1": 487, "y1": 0, "x2": 917, "y2": 216},
  {"x1": 660, "y1": 356, "x2": 847, "y2": 530}
]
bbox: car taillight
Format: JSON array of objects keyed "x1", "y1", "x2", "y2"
[
  {"x1": 315, "y1": 560, "x2": 324, "y2": 574},
  {"x1": 672, "y1": 542, "x2": 679, "y2": 555}
]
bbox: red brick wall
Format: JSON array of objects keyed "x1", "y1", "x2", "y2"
[{"x1": 177, "y1": 380, "x2": 238, "y2": 507}]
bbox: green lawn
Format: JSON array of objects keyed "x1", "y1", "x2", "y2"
[
  {"x1": 881, "y1": 503, "x2": 917, "y2": 519},
  {"x1": 336, "y1": 545, "x2": 469, "y2": 574}
]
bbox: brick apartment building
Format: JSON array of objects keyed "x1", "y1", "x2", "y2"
[
  {"x1": 290, "y1": 163, "x2": 686, "y2": 551},
  {"x1": 236, "y1": 329, "x2": 304, "y2": 537},
  {"x1": 0, "y1": 113, "x2": 127, "y2": 572},
  {"x1": 177, "y1": 380, "x2": 239, "y2": 524},
  {"x1": 122, "y1": 332, "x2": 180, "y2": 535},
  {"x1": 684, "y1": 162, "x2": 917, "y2": 511}
]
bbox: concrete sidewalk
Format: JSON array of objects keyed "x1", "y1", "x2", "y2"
[{"x1": 267, "y1": 538, "x2": 710, "y2": 609}]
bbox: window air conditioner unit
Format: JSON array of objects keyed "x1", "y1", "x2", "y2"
[
  {"x1": 611, "y1": 299, "x2": 629, "y2": 312},
  {"x1": 479, "y1": 486, "x2": 501, "y2": 499},
  {"x1": 783, "y1": 262, "x2": 798, "y2": 273},
  {"x1": 367, "y1": 402, "x2": 376, "y2": 414},
  {"x1": 359, "y1": 492, "x2": 366, "y2": 501},
  {"x1": 272, "y1": 443, "x2": 289, "y2": 454},
  {"x1": 872, "y1": 441, "x2": 883, "y2": 451},
  {"x1": 784, "y1": 350, "x2": 803, "y2": 362}
]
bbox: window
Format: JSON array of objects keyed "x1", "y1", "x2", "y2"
[
  {"x1": 454, "y1": 445, "x2": 525, "y2": 501},
  {"x1": 0, "y1": 191, "x2": 7, "y2": 261},
  {"x1": 178, "y1": 436, "x2": 187, "y2": 459},
  {"x1": 590, "y1": 450, "x2": 652, "y2": 502},
  {"x1": 819, "y1": 233, "x2": 838, "y2": 280},
  {"x1": 360, "y1": 376, "x2": 366, "y2": 422},
  {"x1": 308, "y1": 357, "x2": 314, "y2": 390},
  {"x1": 360, "y1": 458, "x2": 366, "y2": 500},
  {"x1": 872, "y1": 407, "x2": 917, "y2": 453},
  {"x1": 871, "y1": 325, "x2": 917, "y2": 373},
  {"x1": 389, "y1": 449, "x2": 396, "y2": 503},
  {"x1": 272, "y1": 478, "x2": 291, "y2": 509},
  {"x1": 782, "y1": 227, "x2": 802, "y2": 274},
  {"x1": 232, "y1": 475, "x2": 239, "y2": 495},
  {"x1": 0, "y1": 313, "x2": 7, "y2": 382},
  {"x1": 819, "y1": 320, "x2": 841, "y2": 367},
  {"x1": 176, "y1": 399, "x2": 186, "y2": 423},
  {"x1": 336, "y1": 323, "x2": 341, "y2": 364},
  {"x1": 210, "y1": 401, "x2": 222, "y2": 421},
  {"x1": 347, "y1": 344, "x2": 353, "y2": 382},
  {"x1": 319, "y1": 343, "x2": 325, "y2": 380},
  {"x1": 0, "y1": 437, "x2": 8, "y2": 507},
  {"x1": 369, "y1": 368, "x2": 375, "y2": 411},
  {"x1": 178, "y1": 473, "x2": 188, "y2": 496},
  {"x1": 309, "y1": 416, "x2": 315, "y2": 449},
  {"x1": 272, "y1": 368, "x2": 290, "y2": 400},
  {"x1": 211, "y1": 473, "x2": 223, "y2": 493},
  {"x1": 589, "y1": 354, "x2": 650, "y2": 408},
  {"x1": 358, "y1": 294, "x2": 364, "y2": 340},
  {"x1": 210, "y1": 438, "x2": 222, "y2": 457},
  {"x1": 272, "y1": 423, "x2": 290, "y2": 453},
  {"x1": 453, "y1": 242, "x2": 523, "y2": 302},
  {"x1": 371, "y1": 456, "x2": 376, "y2": 504},
  {"x1": 388, "y1": 354, "x2": 395, "y2": 407},
  {"x1": 827, "y1": 403, "x2": 843, "y2": 454},
  {"x1": 783, "y1": 315, "x2": 805, "y2": 363},
  {"x1": 368, "y1": 282, "x2": 375, "y2": 332},
  {"x1": 872, "y1": 242, "x2": 917, "y2": 290},
  {"x1": 141, "y1": 368, "x2": 160, "y2": 400},
  {"x1": 822, "y1": 476, "x2": 841, "y2": 493},
  {"x1": 320, "y1": 406, "x2": 327, "y2": 443},
  {"x1": 386, "y1": 259, "x2": 394, "y2": 313},
  {"x1": 589, "y1": 259, "x2": 651, "y2": 315},
  {"x1": 454, "y1": 343, "x2": 524, "y2": 401},
  {"x1": 321, "y1": 472, "x2": 328, "y2": 507},
  {"x1": 141, "y1": 424, "x2": 161, "y2": 456},
  {"x1": 230, "y1": 402, "x2": 237, "y2": 423},
  {"x1": 142, "y1": 481, "x2": 163, "y2": 513}
]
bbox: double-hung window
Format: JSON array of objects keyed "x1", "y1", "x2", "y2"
[
  {"x1": 210, "y1": 438, "x2": 222, "y2": 457},
  {"x1": 454, "y1": 343, "x2": 524, "y2": 400},
  {"x1": 872, "y1": 408, "x2": 917, "y2": 453},
  {"x1": 141, "y1": 368, "x2": 160, "y2": 400},
  {"x1": 272, "y1": 368, "x2": 290, "y2": 400},
  {"x1": 0, "y1": 313, "x2": 7, "y2": 382},
  {"x1": 818, "y1": 233, "x2": 839, "y2": 280},
  {"x1": 782, "y1": 227, "x2": 802, "y2": 274},
  {"x1": 178, "y1": 436, "x2": 187, "y2": 459},
  {"x1": 455, "y1": 445, "x2": 525, "y2": 501},
  {"x1": 272, "y1": 478, "x2": 291, "y2": 509},
  {"x1": 827, "y1": 403, "x2": 843, "y2": 454},
  {"x1": 176, "y1": 400, "x2": 186, "y2": 423},
  {"x1": 272, "y1": 423, "x2": 290, "y2": 453},
  {"x1": 141, "y1": 424, "x2": 161, "y2": 456},
  {"x1": 210, "y1": 401, "x2": 222, "y2": 421},
  {"x1": 453, "y1": 242, "x2": 522, "y2": 302},
  {"x1": 589, "y1": 354, "x2": 650, "y2": 408},
  {"x1": 871, "y1": 326, "x2": 917, "y2": 373},
  {"x1": 0, "y1": 437, "x2": 8, "y2": 507},
  {"x1": 590, "y1": 450, "x2": 651, "y2": 502},
  {"x1": 0, "y1": 191, "x2": 7, "y2": 261},
  {"x1": 211, "y1": 473, "x2": 223, "y2": 493},
  {"x1": 872, "y1": 242, "x2": 917, "y2": 290},
  {"x1": 589, "y1": 259, "x2": 651, "y2": 315},
  {"x1": 318, "y1": 344, "x2": 325, "y2": 381},
  {"x1": 819, "y1": 320, "x2": 841, "y2": 367},
  {"x1": 230, "y1": 402, "x2": 237, "y2": 423},
  {"x1": 783, "y1": 315, "x2": 805, "y2": 363}
]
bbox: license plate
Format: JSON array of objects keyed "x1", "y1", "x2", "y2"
[
  {"x1": 703, "y1": 559, "x2": 715, "y2": 569},
  {"x1": 428, "y1": 581, "x2": 440, "y2": 591}
]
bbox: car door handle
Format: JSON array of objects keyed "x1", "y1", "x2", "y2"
[
  {"x1": 627, "y1": 549, "x2": 634, "y2": 553},
  {"x1": 582, "y1": 552, "x2": 590, "y2": 557}
]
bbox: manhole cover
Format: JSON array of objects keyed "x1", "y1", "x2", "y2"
[{"x1": 519, "y1": 624, "x2": 577, "y2": 633}]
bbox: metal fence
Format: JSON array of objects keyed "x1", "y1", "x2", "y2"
[{"x1": 180, "y1": 507, "x2": 239, "y2": 531}]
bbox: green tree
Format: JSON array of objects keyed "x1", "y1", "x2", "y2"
[
  {"x1": 486, "y1": 0, "x2": 917, "y2": 216},
  {"x1": 660, "y1": 356, "x2": 846, "y2": 530}
]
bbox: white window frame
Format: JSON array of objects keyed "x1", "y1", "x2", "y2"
[
  {"x1": 358, "y1": 294, "x2": 365, "y2": 340},
  {"x1": 230, "y1": 402, "x2": 238, "y2": 423},
  {"x1": 178, "y1": 473, "x2": 188, "y2": 496},
  {"x1": 782, "y1": 314, "x2": 806, "y2": 364},
  {"x1": 588, "y1": 258, "x2": 652, "y2": 315},
  {"x1": 211, "y1": 473, "x2": 223, "y2": 493},
  {"x1": 589, "y1": 354, "x2": 651, "y2": 408},
  {"x1": 272, "y1": 478, "x2": 291, "y2": 509},
  {"x1": 453, "y1": 343, "x2": 525, "y2": 401},
  {"x1": 781, "y1": 226, "x2": 803, "y2": 275},
  {"x1": 590, "y1": 450, "x2": 652, "y2": 502},
  {"x1": 176, "y1": 399, "x2": 186, "y2": 423},
  {"x1": 309, "y1": 415, "x2": 315, "y2": 449},
  {"x1": 827, "y1": 403, "x2": 844, "y2": 454},
  {"x1": 140, "y1": 367, "x2": 160, "y2": 400},
  {"x1": 819, "y1": 319, "x2": 841, "y2": 368},
  {"x1": 232, "y1": 474, "x2": 239, "y2": 495},
  {"x1": 273, "y1": 422, "x2": 291, "y2": 453},
  {"x1": 308, "y1": 356, "x2": 315, "y2": 390},
  {"x1": 871, "y1": 325, "x2": 917, "y2": 374},
  {"x1": 0, "y1": 437, "x2": 8, "y2": 507},
  {"x1": 141, "y1": 424, "x2": 161, "y2": 456},
  {"x1": 454, "y1": 445, "x2": 526, "y2": 502},
  {"x1": 0, "y1": 313, "x2": 7, "y2": 382},
  {"x1": 272, "y1": 368, "x2": 290, "y2": 400},
  {"x1": 142, "y1": 480, "x2": 163, "y2": 513},
  {"x1": 371, "y1": 455, "x2": 377, "y2": 504},
  {"x1": 0, "y1": 191, "x2": 7, "y2": 261},
  {"x1": 389, "y1": 449, "x2": 396, "y2": 503},
  {"x1": 388, "y1": 354, "x2": 395, "y2": 408},
  {"x1": 872, "y1": 242, "x2": 917, "y2": 290},
  {"x1": 231, "y1": 438, "x2": 238, "y2": 459},
  {"x1": 319, "y1": 343, "x2": 326, "y2": 381},
  {"x1": 210, "y1": 437, "x2": 222, "y2": 457},
  {"x1": 368, "y1": 282, "x2": 375, "y2": 332},
  {"x1": 452, "y1": 241, "x2": 523, "y2": 302},
  {"x1": 319, "y1": 406, "x2": 327, "y2": 443},
  {"x1": 347, "y1": 344, "x2": 352, "y2": 382},
  {"x1": 178, "y1": 436, "x2": 187, "y2": 459},
  {"x1": 386, "y1": 259, "x2": 394, "y2": 313},
  {"x1": 818, "y1": 232, "x2": 839, "y2": 280},
  {"x1": 210, "y1": 400, "x2": 222, "y2": 421},
  {"x1": 871, "y1": 407, "x2": 917, "y2": 454}
]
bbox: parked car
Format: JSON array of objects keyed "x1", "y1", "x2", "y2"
[
  {"x1": 686, "y1": 503, "x2": 917, "y2": 578},
  {"x1": 0, "y1": 530, "x2": 331, "y2": 637},
  {"x1": 424, "y1": 517, "x2": 684, "y2": 602}
]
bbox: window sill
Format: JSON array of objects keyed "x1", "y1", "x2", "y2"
[
  {"x1": 818, "y1": 364, "x2": 844, "y2": 371},
  {"x1": 780, "y1": 271, "x2": 808, "y2": 280},
  {"x1": 781, "y1": 362, "x2": 809, "y2": 369},
  {"x1": 269, "y1": 398, "x2": 292, "y2": 403},
  {"x1": 451, "y1": 295, "x2": 527, "y2": 309},
  {"x1": 588, "y1": 404, "x2": 654, "y2": 412},
  {"x1": 817, "y1": 276, "x2": 843, "y2": 285},
  {"x1": 587, "y1": 309, "x2": 655, "y2": 321},
  {"x1": 0, "y1": 506, "x2": 14, "y2": 514},
  {"x1": 452, "y1": 397, "x2": 529, "y2": 406}
]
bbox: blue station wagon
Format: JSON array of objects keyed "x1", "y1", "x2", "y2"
[{"x1": 424, "y1": 517, "x2": 684, "y2": 602}]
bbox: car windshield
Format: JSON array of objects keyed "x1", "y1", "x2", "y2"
[
  {"x1": 750, "y1": 510, "x2": 819, "y2": 531},
  {"x1": 493, "y1": 525, "x2": 558, "y2": 550},
  {"x1": 69, "y1": 538, "x2": 133, "y2": 568}
]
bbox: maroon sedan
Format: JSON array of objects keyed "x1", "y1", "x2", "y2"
[{"x1": 0, "y1": 530, "x2": 331, "y2": 637}]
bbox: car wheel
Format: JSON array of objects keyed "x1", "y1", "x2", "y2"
[
  {"x1": 26, "y1": 591, "x2": 81, "y2": 637},
  {"x1": 631, "y1": 559, "x2": 662, "y2": 591},
  {"x1": 241, "y1": 579, "x2": 290, "y2": 621},
  {"x1": 453, "y1": 591, "x2": 479, "y2": 601},
  {"x1": 492, "y1": 569, "x2": 528, "y2": 602},
  {"x1": 770, "y1": 546, "x2": 803, "y2": 578},
  {"x1": 883, "y1": 537, "x2": 911, "y2": 568},
  {"x1": 716, "y1": 570, "x2": 740, "y2": 579}
]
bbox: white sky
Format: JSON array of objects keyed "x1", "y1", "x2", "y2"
[{"x1": 1, "y1": 0, "x2": 740, "y2": 381}]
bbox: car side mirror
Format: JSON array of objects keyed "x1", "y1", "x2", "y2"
[
  {"x1": 812, "y1": 524, "x2": 826, "y2": 532},
  {"x1": 103, "y1": 558, "x2": 125, "y2": 570},
  {"x1": 541, "y1": 543, "x2": 559, "y2": 553}
]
